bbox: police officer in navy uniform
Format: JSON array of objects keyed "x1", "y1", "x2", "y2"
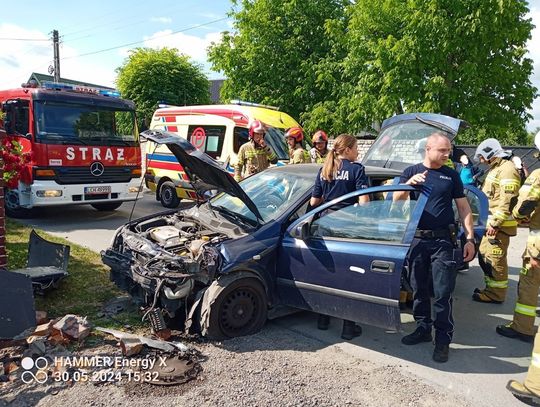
[
  {"x1": 310, "y1": 133, "x2": 369, "y2": 340},
  {"x1": 397, "y1": 132, "x2": 476, "y2": 362}
]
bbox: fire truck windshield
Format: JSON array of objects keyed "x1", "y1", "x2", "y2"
[{"x1": 34, "y1": 102, "x2": 137, "y2": 146}]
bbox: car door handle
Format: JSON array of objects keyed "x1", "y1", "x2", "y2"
[{"x1": 371, "y1": 260, "x2": 395, "y2": 273}]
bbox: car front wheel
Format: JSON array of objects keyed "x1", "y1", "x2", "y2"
[{"x1": 206, "y1": 278, "x2": 268, "y2": 340}]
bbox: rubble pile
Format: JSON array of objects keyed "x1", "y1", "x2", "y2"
[{"x1": 0, "y1": 310, "x2": 204, "y2": 396}]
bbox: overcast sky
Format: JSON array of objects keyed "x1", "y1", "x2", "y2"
[{"x1": 1, "y1": 1, "x2": 539, "y2": 131}]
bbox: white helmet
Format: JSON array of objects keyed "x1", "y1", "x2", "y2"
[
  {"x1": 415, "y1": 138, "x2": 428, "y2": 155},
  {"x1": 474, "y1": 138, "x2": 509, "y2": 161},
  {"x1": 535, "y1": 130, "x2": 540, "y2": 151}
]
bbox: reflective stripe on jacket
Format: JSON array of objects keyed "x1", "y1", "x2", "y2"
[
  {"x1": 234, "y1": 140, "x2": 277, "y2": 181},
  {"x1": 482, "y1": 158, "x2": 520, "y2": 231}
]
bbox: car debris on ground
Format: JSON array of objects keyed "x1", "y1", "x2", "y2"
[{"x1": 0, "y1": 309, "x2": 204, "y2": 404}]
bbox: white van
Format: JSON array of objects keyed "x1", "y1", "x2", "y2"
[{"x1": 145, "y1": 101, "x2": 301, "y2": 207}]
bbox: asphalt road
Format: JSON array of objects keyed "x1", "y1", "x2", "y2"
[
  {"x1": 16, "y1": 197, "x2": 534, "y2": 406},
  {"x1": 17, "y1": 190, "x2": 169, "y2": 253}
]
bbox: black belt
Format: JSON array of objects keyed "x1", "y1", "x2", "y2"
[{"x1": 414, "y1": 229, "x2": 451, "y2": 239}]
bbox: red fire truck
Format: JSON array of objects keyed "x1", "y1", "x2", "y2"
[{"x1": 0, "y1": 81, "x2": 142, "y2": 217}]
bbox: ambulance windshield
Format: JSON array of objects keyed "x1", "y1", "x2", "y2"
[{"x1": 34, "y1": 101, "x2": 137, "y2": 146}]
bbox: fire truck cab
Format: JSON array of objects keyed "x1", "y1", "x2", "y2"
[{"x1": 0, "y1": 81, "x2": 142, "y2": 217}]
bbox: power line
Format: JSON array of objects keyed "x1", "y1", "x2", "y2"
[{"x1": 61, "y1": 17, "x2": 228, "y2": 60}]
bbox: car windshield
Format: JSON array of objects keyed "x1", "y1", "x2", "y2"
[
  {"x1": 34, "y1": 101, "x2": 138, "y2": 146},
  {"x1": 362, "y1": 121, "x2": 453, "y2": 171},
  {"x1": 210, "y1": 168, "x2": 315, "y2": 224}
]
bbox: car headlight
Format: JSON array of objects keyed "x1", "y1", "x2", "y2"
[{"x1": 109, "y1": 225, "x2": 124, "y2": 247}]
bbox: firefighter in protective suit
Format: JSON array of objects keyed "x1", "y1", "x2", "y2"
[
  {"x1": 285, "y1": 127, "x2": 310, "y2": 164},
  {"x1": 473, "y1": 138, "x2": 521, "y2": 303},
  {"x1": 309, "y1": 130, "x2": 330, "y2": 163},
  {"x1": 496, "y1": 132, "x2": 540, "y2": 343},
  {"x1": 234, "y1": 120, "x2": 278, "y2": 181}
]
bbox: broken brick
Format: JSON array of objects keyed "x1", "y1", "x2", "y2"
[
  {"x1": 52, "y1": 315, "x2": 91, "y2": 341},
  {"x1": 119, "y1": 337, "x2": 143, "y2": 357},
  {"x1": 154, "y1": 328, "x2": 172, "y2": 341},
  {"x1": 33, "y1": 321, "x2": 54, "y2": 337},
  {"x1": 35, "y1": 310, "x2": 48, "y2": 325}
]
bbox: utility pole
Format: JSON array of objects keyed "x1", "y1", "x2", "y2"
[{"x1": 52, "y1": 30, "x2": 60, "y2": 82}]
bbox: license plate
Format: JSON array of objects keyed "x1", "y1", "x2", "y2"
[{"x1": 84, "y1": 186, "x2": 111, "y2": 195}]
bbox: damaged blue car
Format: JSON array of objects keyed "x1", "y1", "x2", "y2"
[{"x1": 102, "y1": 114, "x2": 487, "y2": 340}]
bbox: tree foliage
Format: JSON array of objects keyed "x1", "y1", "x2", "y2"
[
  {"x1": 210, "y1": 0, "x2": 537, "y2": 144},
  {"x1": 340, "y1": 0, "x2": 537, "y2": 144},
  {"x1": 208, "y1": 0, "x2": 350, "y2": 131},
  {"x1": 116, "y1": 48, "x2": 210, "y2": 130}
]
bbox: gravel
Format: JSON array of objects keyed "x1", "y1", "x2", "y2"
[{"x1": 0, "y1": 322, "x2": 471, "y2": 407}]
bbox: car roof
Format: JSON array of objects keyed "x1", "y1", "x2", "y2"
[{"x1": 265, "y1": 163, "x2": 402, "y2": 178}]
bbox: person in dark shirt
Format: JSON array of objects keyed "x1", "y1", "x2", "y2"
[
  {"x1": 310, "y1": 133, "x2": 369, "y2": 340},
  {"x1": 396, "y1": 132, "x2": 476, "y2": 363},
  {"x1": 311, "y1": 136, "x2": 369, "y2": 209}
]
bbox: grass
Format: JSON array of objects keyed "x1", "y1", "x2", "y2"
[{"x1": 5, "y1": 219, "x2": 144, "y2": 331}]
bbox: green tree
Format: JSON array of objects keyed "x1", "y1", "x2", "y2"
[
  {"x1": 116, "y1": 48, "x2": 210, "y2": 130},
  {"x1": 332, "y1": 0, "x2": 537, "y2": 144},
  {"x1": 208, "y1": 0, "x2": 350, "y2": 132}
]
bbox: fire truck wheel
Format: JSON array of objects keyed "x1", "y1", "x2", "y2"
[
  {"x1": 159, "y1": 181, "x2": 180, "y2": 208},
  {"x1": 5, "y1": 190, "x2": 34, "y2": 218},
  {"x1": 91, "y1": 202, "x2": 123, "y2": 211}
]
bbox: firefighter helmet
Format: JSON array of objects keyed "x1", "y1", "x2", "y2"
[
  {"x1": 535, "y1": 130, "x2": 540, "y2": 151},
  {"x1": 415, "y1": 138, "x2": 428, "y2": 155},
  {"x1": 312, "y1": 130, "x2": 328, "y2": 143},
  {"x1": 474, "y1": 138, "x2": 508, "y2": 161},
  {"x1": 249, "y1": 120, "x2": 266, "y2": 139},
  {"x1": 285, "y1": 127, "x2": 304, "y2": 143}
]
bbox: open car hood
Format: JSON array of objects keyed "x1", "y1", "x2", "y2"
[
  {"x1": 380, "y1": 113, "x2": 469, "y2": 139},
  {"x1": 142, "y1": 130, "x2": 263, "y2": 220}
]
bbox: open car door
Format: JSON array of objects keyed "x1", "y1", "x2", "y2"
[
  {"x1": 276, "y1": 184, "x2": 430, "y2": 331},
  {"x1": 461, "y1": 184, "x2": 489, "y2": 241}
]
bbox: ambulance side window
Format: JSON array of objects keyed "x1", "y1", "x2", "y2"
[
  {"x1": 187, "y1": 125, "x2": 225, "y2": 159},
  {"x1": 234, "y1": 127, "x2": 249, "y2": 153}
]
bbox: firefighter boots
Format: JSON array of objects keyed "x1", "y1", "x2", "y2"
[
  {"x1": 496, "y1": 324, "x2": 535, "y2": 342},
  {"x1": 507, "y1": 380, "x2": 540, "y2": 406}
]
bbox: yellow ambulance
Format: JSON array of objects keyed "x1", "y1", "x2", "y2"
[{"x1": 145, "y1": 101, "x2": 301, "y2": 208}]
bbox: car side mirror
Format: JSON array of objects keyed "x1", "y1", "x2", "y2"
[{"x1": 291, "y1": 220, "x2": 310, "y2": 240}]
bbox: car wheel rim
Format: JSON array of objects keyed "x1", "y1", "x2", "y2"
[
  {"x1": 219, "y1": 287, "x2": 261, "y2": 336},
  {"x1": 162, "y1": 187, "x2": 172, "y2": 204},
  {"x1": 5, "y1": 189, "x2": 20, "y2": 210}
]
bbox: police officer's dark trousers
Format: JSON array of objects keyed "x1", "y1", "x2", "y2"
[{"x1": 409, "y1": 236, "x2": 458, "y2": 345}]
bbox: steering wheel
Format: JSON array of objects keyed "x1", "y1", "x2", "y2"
[{"x1": 258, "y1": 193, "x2": 283, "y2": 217}]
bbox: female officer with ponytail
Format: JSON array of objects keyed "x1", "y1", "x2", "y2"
[{"x1": 309, "y1": 133, "x2": 369, "y2": 340}]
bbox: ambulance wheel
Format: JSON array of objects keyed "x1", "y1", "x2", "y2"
[
  {"x1": 91, "y1": 202, "x2": 123, "y2": 211},
  {"x1": 159, "y1": 181, "x2": 180, "y2": 208},
  {"x1": 5, "y1": 189, "x2": 34, "y2": 219}
]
